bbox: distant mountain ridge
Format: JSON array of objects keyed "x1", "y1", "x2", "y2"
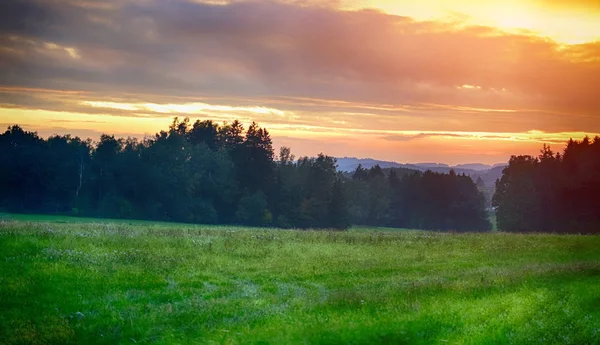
[
  {"x1": 454, "y1": 163, "x2": 491, "y2": 171},
  {"x1": 335, "y1": 157, "x2": 507, "y2": 188}
]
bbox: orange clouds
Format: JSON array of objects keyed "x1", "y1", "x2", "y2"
[
  {"x1": 350, "y1": 0, "x2": 600, "y2": 44},
  {"x1": 0, "y1": 0, "x2": 599, "y2": 164}
]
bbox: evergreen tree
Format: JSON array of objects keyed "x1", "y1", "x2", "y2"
[
  {"x1": 493, "y1": 137, "x2": 600, "y2": 233},
  {"x1": 328, "y1": 177, "x2": 351, "y2": 230},
  {"x1": 188, "y1": 119, "x2": 220, "y2": 149}
]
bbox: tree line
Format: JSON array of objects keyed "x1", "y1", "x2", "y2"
[
  {"x1": 346, "y1": 165, "x2": 492, "y2": 231},
  {"x1": 493, "y1": 137, "x2": 600, "y2": 234},
  {"x1": 1, "y1": 117, "x2": 490, "y2": 231},
  {"x1": 0, "y1": 118, "x2": 349, "y2": 229}
]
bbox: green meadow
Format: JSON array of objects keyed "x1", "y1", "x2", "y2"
[{"x1": 1, "y1": 215, "x2": 599, "y2": 344}]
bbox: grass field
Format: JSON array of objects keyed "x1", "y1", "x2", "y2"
[{"x1": 1, "y1": 215, "x2": 599, "y2": 344}]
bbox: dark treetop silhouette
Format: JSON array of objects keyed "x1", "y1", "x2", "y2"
[{"x1": 6, "y1": 118, "x2": 596, "y2": 232}]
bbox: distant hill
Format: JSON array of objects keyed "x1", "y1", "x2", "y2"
[
  {"x1": 335, "y1": 157, "x2": 507, "y2": 188},
  {"x1": 454, "y1": 163, "x2": 492, "y2": 171},
  {"x1": 414, "y1": 163, "x2": 450, "y2": 169},
  {"x1": 477, "y1": 165, "x2": 506, "y2": 187},
  {"x1": 335, "y1": 158, "x2": 406, "y2": 171}
]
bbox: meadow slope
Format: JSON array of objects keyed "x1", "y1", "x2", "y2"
[{"x1": 1, "y1": 216, "x2": 599, "y2": 344}]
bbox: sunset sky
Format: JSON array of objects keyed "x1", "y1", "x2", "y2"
[{"x1": 1, "y1": 0, "x2": 599, "y2": 164}]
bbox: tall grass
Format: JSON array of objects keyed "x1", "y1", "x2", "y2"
[{"x1": 1, "y1": 217, "x2": 599, "y2": 344}]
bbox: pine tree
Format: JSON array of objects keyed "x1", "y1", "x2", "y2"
[{"x1": 328, "y1": 177, "x2": 351, "y2": 230}]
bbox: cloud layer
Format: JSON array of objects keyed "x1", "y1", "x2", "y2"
[{"x1": 1, "y1": 0, "x2": 599, "y2": 163}]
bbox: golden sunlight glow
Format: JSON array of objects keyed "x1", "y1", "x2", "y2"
[
  {"x1": 347, "y1": 0, "x2": 600, "y2": 44},
  {"x1": 0, "y1": 108, "x2": 167, "y2": 136},
  {"x1": 2, "y1": 106, "x2": 598, "y2": 164},
  {"x1": 458, "y1": 84, "x2": 482, "y2": 90},
  {"x1": 2, "y1": 107, "x2": 595, "y2": 146},
  {"x1": 82, "y1": 101, "x2": 286, "y2": 116}
]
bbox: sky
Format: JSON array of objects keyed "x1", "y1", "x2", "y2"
[{"x1": 1, "y1": 0, "x2": 599, "y2": 165}]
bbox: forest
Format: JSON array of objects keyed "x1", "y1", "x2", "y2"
[
  {"x1": 0, "y1": 118, "x2": 350, "y2": 229},
  {"x1": 494, "y1": 137, "x2": 600, "y2": 233},
  {"x1": 1, "y1": 117, "x2": 598, "y2": 233}
]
